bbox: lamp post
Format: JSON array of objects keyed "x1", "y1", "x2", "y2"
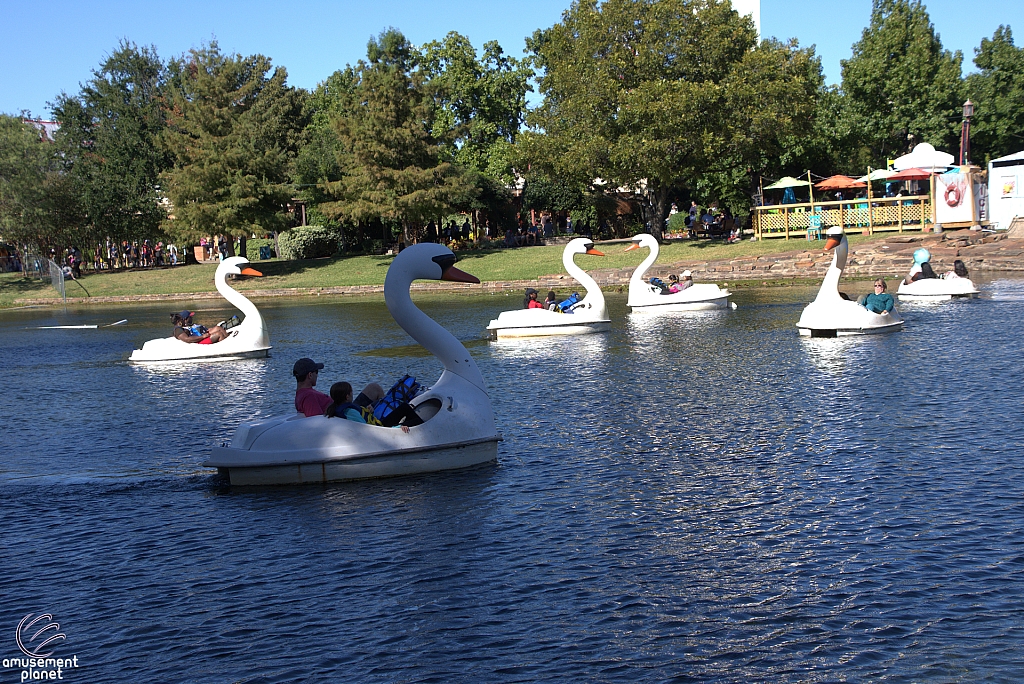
[{"x1": 959, "y1": 99, "x2": 974, "y2": 166}]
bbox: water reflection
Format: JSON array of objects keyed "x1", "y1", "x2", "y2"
[{"x1": 488, "y1": 331, "x2": 610, "y2": 361}]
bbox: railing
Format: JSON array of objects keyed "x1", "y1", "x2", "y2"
[
  {"x1": 48, "y1": 258, "x2": 66, "y2": 303},
  {"x1": 752, "y1": 195, "x2": 933, "y2": 240}
]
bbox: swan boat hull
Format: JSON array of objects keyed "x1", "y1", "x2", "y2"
[
  {"x1": 796, "y1": 301, "x2": 904, "y2": 337},
  {"x1": 204, "y1": 374, "x2": 499, "y2": 485},
  {"x1": 486, "y1": 309, "x2": 611, "y2": 339},
  {"x1": 129, "y1": 335, "x2": 271, "y2": 363},
  {"x1": 628, "y1": 284, "x2": 731, "y2": 312},
  {"x1": 897, "y1": 278, "x2": 979, "y2": 301}
]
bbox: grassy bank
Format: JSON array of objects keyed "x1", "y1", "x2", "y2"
[{"x1": 0, "y1": 234, "x2": 884, "y2": 308}]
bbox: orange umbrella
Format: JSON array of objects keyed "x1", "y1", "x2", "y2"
[{"x1": 814, "y1": 175, "x2": 867, "y2": 190}]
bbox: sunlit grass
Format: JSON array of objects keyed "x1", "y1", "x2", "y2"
[{"x1": 0, "y1": 233, "x2": 888, "y2": 307}]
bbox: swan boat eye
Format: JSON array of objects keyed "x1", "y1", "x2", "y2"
[{"x1": 431, "y1": 254, "x2": 457, "y2": 273}]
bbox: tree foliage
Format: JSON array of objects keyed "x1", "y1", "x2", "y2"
[
  {"x1": 160, "y1": 42, "x2": 306, "y2": 244},
  {"x1": 320, "y1": 29, "x2": 477, "y2": 242},
  {"x1": 51, "y1": 41, "x2": 168, "y2": 248},
  {"x1": 966, "y1": 26, "x2": 1024, "y2": 162},
  {"x1": 841, "y1": 0, "x2": 963, "y2": 161},
  {"x1": 0, "y1": 115, "x2": 69, "y2": 249},
  {"x1": 522, "y1": 0, "x2": 820, "y2": 236}
]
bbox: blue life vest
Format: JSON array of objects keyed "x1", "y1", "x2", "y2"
[
  {"x1": 649, "y1": 277, "x2": 669, "y2": 294},
  {"x1": 372, "y1": 375, "x2": 422, "y2": 421},
  {"x1": 558, "y1": 293, "x2": 580, "y2": 313}
]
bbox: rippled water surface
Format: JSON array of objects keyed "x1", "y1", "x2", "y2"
[{"x1": 2, "y1": 278, "x2": 1024, "y2": 682}]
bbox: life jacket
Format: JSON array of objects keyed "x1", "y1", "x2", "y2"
[
  {"x1": 334, "y1": 402, "x2": 383, "y2": 425},
  {"x1": 649, "y1": 277, "x2": 670, "y2": 294},
  {"x1": 558, "y1": 293, "x2": 580, "y2": 313},
  {"x1": 372, "y1": 375, "x2": 422, "y2": 421},
  {"x1": 188, "y1": 324, "x2": 208, "y2": 336}
]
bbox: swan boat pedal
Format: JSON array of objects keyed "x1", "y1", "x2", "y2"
[
  {"x1": 486, "y1": 237, "x2": 611, "y2": 339},
  {"x1": 897, "y1": 276, "x2": 979, "y2": 301},
  {"x1": 204, "y1": 244, "x2": 500, "y2": 485},
  {"x1": 796, "y1": 226, "x2": 904, "y2": 337},
  {"x1": 128, "y1": 256, "x2": 271, "y2": 363},
  {"x1": 625, "y1": 233, "x2": 732, "y2": 311}
]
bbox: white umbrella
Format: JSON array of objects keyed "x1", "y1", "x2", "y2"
[{"x1": 893, "y1": 143, "x2": 954, "y2": 172}]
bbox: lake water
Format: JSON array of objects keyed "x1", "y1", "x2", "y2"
[{"x1": 2, "y1": 278, "x2": 1024, "y2": 682}]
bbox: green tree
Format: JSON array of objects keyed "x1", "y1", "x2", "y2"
[
  {"x1": 51, "y1": 41, "x2": 168, "y2": 251},
  {"x1": 321, "y1": 29, "x2": 478, "y2": 245},
  {"x1": 295, "y1": 67, "x2": 359, "y2": 207},
  {"x1": 522, "y1": 0, "x2": 820, "y2": 237},
  {"x1": 841, "y1": 0, "x2": 963, "y2": 162},
  {"x1": 160, "y1": 42, "x2": 306, "y2": 249},
  {"x1": 966, "y1": 26, "x2": 1024, "y2": 162}
]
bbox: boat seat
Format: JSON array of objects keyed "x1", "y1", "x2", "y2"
[{"x1": 412, "y1": 398, "x2": 443, "y2": 422}]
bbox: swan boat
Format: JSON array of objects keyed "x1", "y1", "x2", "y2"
[
  {"x1": 796, "y1": 226, "x2": 904, "y2": 337},
  {"x1": 128, "y1": 256, "x2": 271, "y2": 363},
  {"x1": 625, "y1": 233, "x2": 732, "y2": 311},
  {"x1": 897, "y1": 276, "x2": 980, "y2": 301},
  {"x1": 204, "y1": 244, "x2": 500, "y2": 485},
  {"x1": 486, "y1": 238, "x2": 611, "y2": 339}
]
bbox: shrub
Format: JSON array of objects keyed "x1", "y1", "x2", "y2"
[
  {"x1": 667, "y1": 212, "x2": 689, "y2": 234},
  {"x1": 278, "y1": 225, "x2": 340, "y2": 260},
  {"x1": 246, "y1": 238, "x2": 276, "y2": 262}
]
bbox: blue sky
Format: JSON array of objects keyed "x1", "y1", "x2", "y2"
[{"x1": 2, "y1": 1, "x2": 1021, "y2": 119}]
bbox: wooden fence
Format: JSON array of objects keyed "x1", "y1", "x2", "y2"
[{"x1": 752, "y1": 195, "x2": 933, "y2": 240}]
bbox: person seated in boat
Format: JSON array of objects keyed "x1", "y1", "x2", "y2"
[
  {"x1": 860, "y1": 278, "x2": 895, "y2": 315},
  {"x1": 669, "y1": 271, "x2": 694, "y2": 293},
  {"x1": 523, "y1": 288, "x2": 544, "y2": 309},
  {"x1": 904, "y1": 248, "x2": 940, "y2": 285},
  {"x1": 172, "y1": 310, "x2": 228, "y2": 344},
  {"x1": 324, "y1": 382, "x2": 417, "y2": 432},
  {"x1": 293, "y1": 357, "x2": 332, "y2": 417},
  {"x1": 944, "y1": 259, "x2": 969, "y2": 279},
  {"x1": 544, "y1": 290, "x2": 558, "y2": 310}
]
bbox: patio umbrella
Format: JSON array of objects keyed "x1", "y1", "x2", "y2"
[
  {"x1": 814, "y1": 175, "x2": 867, "y2": 190},
  {"x1": 887, "y1": 167, "x2": 933, "y2": 181},
  {"x1": 763, "y1": 176, "x2": 812, "y2": 189},
  {"x1": 893, "y1": 143, "x2": 954, "y2": 172}
]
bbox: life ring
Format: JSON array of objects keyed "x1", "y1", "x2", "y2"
[{"x1": 945, "y1": 183, "x2": 962, "y2": 207}]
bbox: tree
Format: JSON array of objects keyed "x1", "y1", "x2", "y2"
[
  {"x1": 51, "y1": 41, "x2": 168, "y2": 251},
  {"x1": 321, "y1": 29, "x2": 477, "y2": 245},
  {"x1": 841, "y1": 0, "x2": 963, "y2": 162},
  {"x1": 966, "y1": 26, "x2": 1024, "y2": 162},
  {"x1": 522, "y1": 0, "x2": 820, "y2": 237},
  {"x1": 160, "y1": 42, "x2": 306, "y2": 248}
]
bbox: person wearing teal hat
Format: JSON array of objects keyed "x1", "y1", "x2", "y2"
[{"x1": 904, "y1": 247, "x2": 938, "y2": 285}]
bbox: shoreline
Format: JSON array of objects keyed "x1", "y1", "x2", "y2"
[{"x1": 8, "y1": 230, "x2": 1024, "y2": 307}]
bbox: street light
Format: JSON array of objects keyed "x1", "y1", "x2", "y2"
[{"x1": 960, "y1": 99, "x2": 974, "y2": 166}]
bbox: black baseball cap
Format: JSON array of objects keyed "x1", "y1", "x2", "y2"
[
  {"x1": 171, "y1": 310, "x2": 194, "y2": 321},
  {"x1": 293, "y1": 358, "x2": 325, "y2": 377}
]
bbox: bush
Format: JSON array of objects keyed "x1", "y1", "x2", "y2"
[
  {"x1": 246, "y1": 238, "x2": 276, "y2": 262},
  {"x1": 667, "y1": 212, "x2": 689, "y2": 234},
  {"x1": 278, "y1": 226, "x2": 340, "y2": 260}
]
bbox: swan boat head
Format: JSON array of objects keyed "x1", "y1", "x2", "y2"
[{"x1": 562, "y1": 238, "x2": 608, "y2": 318}]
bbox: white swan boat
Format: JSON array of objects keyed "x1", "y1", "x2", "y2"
[
  {"x1": 128, "y1": 256, "x2": 271, "y2": 363},
  {"x1": 796, "y1": 226, "x2": 904, "y2": 337},
  {"x1": 204, "y1": 244, "x2": 499, "y2": 485},
  {"x1": 486, "y1": 238, "x2": 611, "y2": 338},
  {"x1": 625, "y1": 233, "x2": 732, "y2": 311},
  {"x1": 897, "y1": 276, "x2": 980, "y2": 301}
]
